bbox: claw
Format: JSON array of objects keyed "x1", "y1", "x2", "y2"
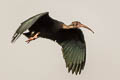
[{"x1": 25, "y1": 37, "x2": 34, "y2": 43}]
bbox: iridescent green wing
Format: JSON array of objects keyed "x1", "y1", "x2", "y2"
[
  {"x1": 11, "y1": 12, "x2": 48, "y2": 43},
  {"x1": 56, "y1": 29, "x2": 86, "y2": 75}
]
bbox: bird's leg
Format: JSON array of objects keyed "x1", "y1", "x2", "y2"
[{"x1": 25, "y1": 32, "x2": 40, "y2": 43}]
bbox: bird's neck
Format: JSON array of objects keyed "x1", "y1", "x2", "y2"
[{"x1": 62, "y1": 24, "x2": 74, "y2": 29}]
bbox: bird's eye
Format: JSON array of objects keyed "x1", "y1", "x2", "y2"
[{"x1": 73, "y1": 22, "x2": 77, "y2": 26}]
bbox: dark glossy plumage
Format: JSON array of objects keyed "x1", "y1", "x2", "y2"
[
  {"x1": 11, "y1": 12, "x2": 63, "y2": 42},
  {"x1": 55, "y1": 29, "x2": 86, "y2": 74},
  {"x1": 11, "y1": 12, "x2": 87, "y2": 75}
]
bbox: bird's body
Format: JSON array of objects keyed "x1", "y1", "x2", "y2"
[
  {"x1": 23, "y1": 12, "x2": 64, "y2": 40},
  {"x1": 11, "y1": 12, "x2": 93, "y2": 75}
]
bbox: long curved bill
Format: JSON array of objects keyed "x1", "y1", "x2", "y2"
[{"x1": 80, "y1": 24, "x2": 94, "y2": 33}]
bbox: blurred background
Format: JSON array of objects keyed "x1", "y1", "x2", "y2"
[{"x1": 0, "y1": 0, "x2": 120, "y2": 80}]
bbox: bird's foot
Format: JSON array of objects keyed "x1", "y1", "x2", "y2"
[
  {"x1": 25, "y1": 32, "x2": 40, "y2": 43},
  {"x1": 25, "y1": 37, "x2": 36, "y2": 43}
]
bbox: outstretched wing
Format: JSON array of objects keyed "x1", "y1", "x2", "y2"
[
  {"x1": 11, "y1": 12, "x2": 49, "y2": 43},
  {"x1": 56, "y1": 29, "x2": 86, "y2": 75}
]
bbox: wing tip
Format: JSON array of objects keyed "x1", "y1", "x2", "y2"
[
  {"x1": 11, "y1": 33, "x2": 21, "y2": 43},
  {"x1": 66, "y1": 63, "x2": 85, "y2": 75}
]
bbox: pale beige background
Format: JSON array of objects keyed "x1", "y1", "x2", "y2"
[{"x1": 0, "y1": 0, "x2": 120, "y2": 80}]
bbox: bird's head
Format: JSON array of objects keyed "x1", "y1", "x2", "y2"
[{"x1": 70, "y1": 21, "x2": 94, "y2": 33}]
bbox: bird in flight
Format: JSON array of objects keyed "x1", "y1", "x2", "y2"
[{"x1": 11, "y1": 12, "x2": 94, "y2": 75}]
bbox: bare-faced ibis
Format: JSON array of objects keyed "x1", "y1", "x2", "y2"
[{"x1": 11, "y1": 12, "x2": 94, "y2": 75}]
